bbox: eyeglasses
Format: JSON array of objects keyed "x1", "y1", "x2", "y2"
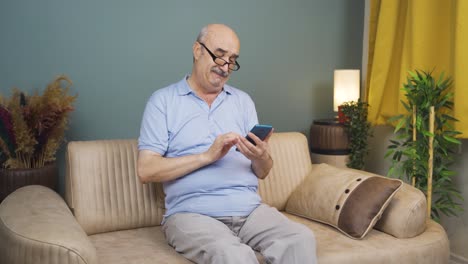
[{"x1": 198, "y1": 42, "x2": 240, "y2": 71}]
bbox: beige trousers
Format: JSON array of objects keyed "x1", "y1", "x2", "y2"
[{"x1": 162, "y1": 204, "x2": 317, "y2": 264}]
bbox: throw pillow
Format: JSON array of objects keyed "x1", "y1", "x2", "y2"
[{"x1": 285, "y1": 163, "x2": 402, "y2": 239}]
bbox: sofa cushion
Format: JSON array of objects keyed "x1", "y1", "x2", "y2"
[
  {"x1": 258, "y1": 132, "x2": 313, "y2": 211},
  {"x1": 89, "y1": 226, "x2": 265, "y2": 264},
  {"x1": 285, "y1": 163, "x2": 402, "y2": 239},
  {"x1": 283, "y1": 213, "x2": 450, "y2": 263},
  {"x1": 66, "y1": 140, "x2": 165, "y2": 235},
  {"x1": 374, "y1": 182, "x2": 427, "y2": 238},
  {"x1": 87, "y1": 214, "x2": 450, "y2": 264},
  {"x1": 89, "y1": 226, "x2": 190, "y2": 264}
]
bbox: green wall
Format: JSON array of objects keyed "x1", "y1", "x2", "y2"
[{"x1": 0, "y1": 0, "x2": 364, "y2": 193}]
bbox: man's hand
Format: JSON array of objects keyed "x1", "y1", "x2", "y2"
[
  {"x1": 236, "y1": 129, "x2": 274, "y2": 179},
  {"x1": 236, "y1": 130, "x2": 273, "y2": 161},
  {"x1": 203, "y1": 132, "x2": 241, "y2": 163}
]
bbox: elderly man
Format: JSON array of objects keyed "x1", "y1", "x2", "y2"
[{"x1": 137, "y1": 24, "x2": 316, "y2": 264}]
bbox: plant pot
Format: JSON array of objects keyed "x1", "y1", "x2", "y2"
[{"x1": 0, "y1": 163, "x2": 58, "y2": 202}]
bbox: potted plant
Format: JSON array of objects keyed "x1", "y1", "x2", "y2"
[
  {"x1": 0, "y1": 75, "x2": 76, "y2": 201},
  {"x1": 385, "y1": 70, "x2": 462, "y2": 221},
  {"x1": 338, "y1": 100, "x2": 372, "y2": 170}
]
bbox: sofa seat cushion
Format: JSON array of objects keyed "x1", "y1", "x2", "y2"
[
  {"x1": 89, "y1": 226, "x2": 266, "y2": 264},
  {"x1": 89, "y1": 226, "x2": 190, "y2": 264},
  {"x1": 283, "y1": 213, "x2": 449, "y2": 264},
  {"x1": 88, "y1": 213, "x2": 449, "y2": 264}
]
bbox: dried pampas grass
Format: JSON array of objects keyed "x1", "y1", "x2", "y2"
[{"x1": 0, "y1": 75, "x2": 77, "y2": 169}]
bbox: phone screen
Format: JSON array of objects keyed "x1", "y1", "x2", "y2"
[{"x1": 246, "y1": 124, "x2": 273, "y2": 145}]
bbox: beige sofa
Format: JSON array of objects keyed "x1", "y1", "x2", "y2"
[{"x1": 0, "y1": 132, "x2": 450, "y2": 264}]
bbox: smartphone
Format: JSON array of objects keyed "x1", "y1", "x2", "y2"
[{"x1": 246, "y1": 124, "x2": 273, "y2": 145}]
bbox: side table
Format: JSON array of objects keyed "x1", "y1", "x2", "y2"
[{"x1": 309, "y1": 119, "x2": 349, "y2": 168}]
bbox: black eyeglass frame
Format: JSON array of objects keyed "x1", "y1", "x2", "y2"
[{"x1": 198, "y1": 42, "x2": 240, "y2": 71}]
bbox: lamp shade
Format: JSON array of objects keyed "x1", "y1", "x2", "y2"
[{"x1": 333, "y1": 69, "x2": 360, "y2": 111}]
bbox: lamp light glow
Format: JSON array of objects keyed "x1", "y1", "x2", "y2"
[{"x1": 333, "y1": 69, "x2": 360, "y2": 111}]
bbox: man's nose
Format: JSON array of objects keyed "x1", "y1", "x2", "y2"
[{"x1": 220, "y1": 63, "x2": 230, "y2": 72}]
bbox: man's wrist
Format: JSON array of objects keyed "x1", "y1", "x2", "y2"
[
  {"x1": 199, "y1": 151, "x2": 214, "y2": 166},
  {"x1": 257, "y1": 151, "x2": 271, "y2": 162}
]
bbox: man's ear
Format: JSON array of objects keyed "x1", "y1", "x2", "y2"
[{"x1": 193, "y1": 42, "x2": 201, "y2": 61}]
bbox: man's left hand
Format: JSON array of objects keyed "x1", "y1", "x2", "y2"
[{"x1": 236, "y1": 129, "x2": 273, "y2": 162}]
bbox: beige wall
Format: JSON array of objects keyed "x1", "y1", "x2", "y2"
[{"x1": 366, "y1": 126, "x2": 468, "y2": 260}]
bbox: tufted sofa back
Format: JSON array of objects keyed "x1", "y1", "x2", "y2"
[
  {"x1": 257, "y1": 132, "x2": 312, "y2": 210},
  {"x1": 65, "y1": 139, "x2": 165, "y2": 235},
  {"x1": 65, "y1": 132, "x2": 312, "y2": 235}
]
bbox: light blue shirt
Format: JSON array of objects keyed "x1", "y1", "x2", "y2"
[{"x1": 138, "y1": 76, "x2": 261, "y2": 218}]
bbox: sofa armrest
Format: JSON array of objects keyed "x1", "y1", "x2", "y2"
[{"x1": 0, "y1": 185, "x2": 97, "y2": 264}]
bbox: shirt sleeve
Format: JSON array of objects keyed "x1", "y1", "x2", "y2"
[{"x1": 138, "y1": 92, "x2": 169, "y2": 155}]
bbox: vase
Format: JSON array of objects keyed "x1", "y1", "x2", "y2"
[{"x1": 0, "y1": 162, "x2": 58, "y2": 202}]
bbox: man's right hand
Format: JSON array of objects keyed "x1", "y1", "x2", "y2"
[{"x1": 203, "y1": 132, "x2": 240, "y2": 163}]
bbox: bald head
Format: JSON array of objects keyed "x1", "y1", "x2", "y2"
[{"x1": 196, "y1": 24, "x2": 240, "y2": 49}]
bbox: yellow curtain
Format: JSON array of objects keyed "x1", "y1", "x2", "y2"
[{"x1": 366, "y1": 0, "x2": 468, "y2": 137}]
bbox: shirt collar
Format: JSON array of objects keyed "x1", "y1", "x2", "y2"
[
  {"x1": 176, "y1": 75, "x2": 192, "y2": 95},
  {"x1": 177, "y1": 75, "x2": 232, "y2": 96},
  {"x1": 223, "y1": 85, "x2": 233, "y2": 95}
]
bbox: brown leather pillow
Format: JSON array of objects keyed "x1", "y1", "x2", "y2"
[{"x1": 285, "y1": 163, "x2": 402, "y2": 239}]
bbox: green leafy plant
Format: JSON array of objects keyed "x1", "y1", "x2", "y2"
[
  {"x1": 0, "y1": 75, "x2": 77, "y2": 169},
  {"x1": 339, "y1": 100, "x2": 372, "y2": 170},
  {"x1": 385, "y1": 70, "x2": 463, "y2": 221}
]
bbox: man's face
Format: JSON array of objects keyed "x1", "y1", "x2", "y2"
[{"x1": 195, "y1": 29, "x2": 240, "y2": 92}]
